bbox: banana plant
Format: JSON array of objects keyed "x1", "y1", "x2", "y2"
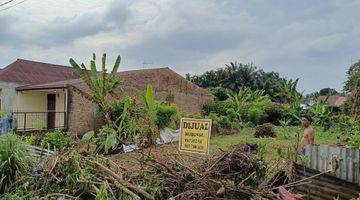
[
  {"x1": 142, "y1": 84, "x2": 156, "y2": 114},
  {"x1": 69, "y1": 53, "x2": 122, "y2": 128},
  {"x1": 310, "y1": 100, "x2": 333, "y2": 129},
  {"x1": 140, "y1": 84, "x2": 158, "y2": 144},
  {"x1": 113, "y1": 96, "x2": 131, "y2": 140},
  {"x1": 226, "y1": 87, "x2": 271, "y2": 125},
  {"x1": 279, "y1": 79, "x2": 302, "y2": 104}
]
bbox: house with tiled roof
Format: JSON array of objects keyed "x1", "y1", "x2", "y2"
[
  {"x1": 317, "y1": 95, "x2": 348, "y2": 113},
  {"x1": 0, "y1": 59, "x2": 213, "y2": 135},
  {"x1": 317, "y1": 95, "x2": 347, "y2": 107}
]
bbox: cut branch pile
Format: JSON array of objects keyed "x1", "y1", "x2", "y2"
[
  {"x1": 137, "y1": 144, "x2": 278, "y2": 200},
  {"x1": 202, "y1": 144, "x2": 260, "y2": 184},
  {"x1": 3, "y1": 150, "x2": 155, "y2": 200}
]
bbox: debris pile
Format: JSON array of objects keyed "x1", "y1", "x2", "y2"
[
  {"x1": 138, "y1": 144, "x2": 278, "y2": 200},
  {"x1": 203, "y1": 144, "x2": 260, "y2": 184},
  {"x1": 3, "y1": 144, "x2": 292, "y2": 200},
  {"x1": 254, "y1": 123, "x2": 277, "y2": 138},
  {"x1": 2, "y1": 151, "x2": 154, "y2": 200}
]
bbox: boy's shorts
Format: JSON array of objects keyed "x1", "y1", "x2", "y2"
[{"x1": 301, "y1": 147, "x2": 306, "y2": 155}]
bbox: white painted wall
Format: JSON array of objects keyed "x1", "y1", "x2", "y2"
[
  {"x1": 0, "y1": 83, "x2": 67, "y2": 129},
  {"x1": 17, "y1": 90, "x2": 47, "y2": 112},
  {"x1": 0, "y1": 82, "x2": 23, "y2": 112}
]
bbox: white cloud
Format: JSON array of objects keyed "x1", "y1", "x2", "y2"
[{"x1": 0, "y1": 0, "x2": 359, "y2": 93}]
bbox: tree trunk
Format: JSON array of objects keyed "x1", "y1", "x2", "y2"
[{"x1": 354, "y1": 88, "x2": 360, "y2": 126}]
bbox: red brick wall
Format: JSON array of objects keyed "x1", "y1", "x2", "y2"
[
  {"x1": 67, "y1": 86, "x2": 103, "y2": 138},
  {"x1": 67, "y1": 68, "x2": 213, "y2": 136}
]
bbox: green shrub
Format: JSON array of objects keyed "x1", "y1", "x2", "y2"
[
  {"x1": 282, "y1": 103, "x2": 303, "y2": 126},
  {"x1": 265, "y1": 103, "x2": 288, "y2": 125},
  {"x1": 247, "y1": 106, "x2": 268, "y2": 126},
  {"x1": 41, "y1": 130, "x2": 71, "y2": 150},
  {"x1": 137, "y1": 170, "x2": 164, "y2": 199},
  {"x1": 208, "y1": 111, "x2": 241, "y2": 133},
  {"x1": 208, "y1": 113, "x2": 221, "y2": 134},
  {"x1": 225, "y1": 108, "x2": 238, "y2": 122},
  {"x1": 309, "y1": 101, "x2": 333, "y2": 130},
  {"x1": 0, "y1": 191, "x2": 40, "y2": 200},
  {"x1": 227, "y1": 87, "x2": 272, "y2": 126},
  {"x1": 82, "y1": 125, "x2": 118, "y2": 154},
  {"x1": 21, "y1": 133, "x2": 44, "y2": 146},
  {"x1": 218, "y1": 116, "x2": 232, "y2": 129},
  {"x1": 109, "y1": 95, "x2": 181, "y2": 146},
  {"x1": 340, "y1": 96, "x2": 355, "y2": 115},
  {"x1": 207, "y1": 87, "x2": 228, "y2": 101},
  {"x1": 109, "y1": 99, "x2": 128, "y2": 123},
  {"x1": 348, "y1": 132, "x2": 360, "y2": 149},
  {"x1": 22, "y1": 135, "x2": 37, "y2": 145},
  {"x1": 202, "y1": 100, "x2": 232, "y2": 116},
  {"x1": 0, "y1": 134, "x2": 34, "y2": 193},
  {"x1": 164, "y1": 92, "x2": 175, "y2": 104},
  {"x1": 0, "y1": 111, "x2": 6, "y2": 119},
  {"x1": 109, "y1": 97, "x2": 147, "y2": 142},
  {"x1": 181, "y1": 112, "x2": 203, "y2": 119},
  {"x1": 156, "y1": 103, "x2": 179, "y2": 130},
  {"x1": 95, "y1": 182, "x2": 116, "y2": 200},
  {"x1": 332, "y1": 115, "x2": 359, "y2": 134}
]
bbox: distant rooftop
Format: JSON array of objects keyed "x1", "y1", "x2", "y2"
[{"x1": 317, "y1": 95, "x2": 347, "y2": 107}]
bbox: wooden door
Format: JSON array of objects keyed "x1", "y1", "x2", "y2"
[{"x1": 47, "y1": 94, "x2": 56, "y2": 130}]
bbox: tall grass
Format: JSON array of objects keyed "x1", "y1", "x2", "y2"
[{"x1": 0, "y1": 134, "x2": 34, "y2": 193}]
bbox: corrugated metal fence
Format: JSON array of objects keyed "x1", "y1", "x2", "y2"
[
  {"x1": 304, "y1": 145, "x2": 360, "y2": 185},
  {"x1": 294, "y1": 145, "x2": 360, "y2": 200},
  {"x1": 294, "y1": 163, "x2": 360, "y2": 200}
]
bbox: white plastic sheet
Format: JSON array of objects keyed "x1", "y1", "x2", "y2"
[
  {"x1": 122, "y1": 144, "x2": 140, "y2": 153},
  {"x1": 156, "y1": 128, "x2": 179, "y2": 144}
]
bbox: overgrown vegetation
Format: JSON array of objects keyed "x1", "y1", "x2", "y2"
[
  {"x1": 0, "y1": 135, "x2": 34, "y2": 194},
  {"x1": 70, "y1": 53, "x2": 122, "y2": 129},
  {"x1": 106, "y1": 84, "x2": 179, "y2": 149},
  {"x1": 188, "y1": 62, "x2": 298, "y2": 103},
  {"x1": 41, "y1": 130, "x2": 71, "y2": 151},
  {"x1": 0, "y1": 149, "x2": 155, "y2": 200},
  {"x1": 1, "y1": 58, "x2": 359, "y2": 199},
  {"x1": 345, "y1": 60, "x2": 360, "y2": 125}
]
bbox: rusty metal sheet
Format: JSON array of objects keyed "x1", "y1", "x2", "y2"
[
  {"x1": 304, "y1": 145, "x2": 360, "y2": 185},
  {"x1": 294, "y1": 163, "x2": 360, "y2": 200}
]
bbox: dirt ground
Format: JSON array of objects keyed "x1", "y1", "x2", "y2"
[{"x1": 109, "y1": 143, "x2": 207, "y2": 174}]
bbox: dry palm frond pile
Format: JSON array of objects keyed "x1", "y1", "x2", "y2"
[
  {"x1": 137, "y1": 144, "x2": 278, "y2": 200},
  {"x1": 254, "y1": 123, "x2": 277, "y2": 138}
]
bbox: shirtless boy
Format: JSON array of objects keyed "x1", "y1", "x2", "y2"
[{"x1": 301, "y1": 115, "x2": 314, "y2": 155}]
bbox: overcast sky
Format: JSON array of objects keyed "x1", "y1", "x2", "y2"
[{"x1": 0, "y1": 0, "x2": 359, "y2": 93}]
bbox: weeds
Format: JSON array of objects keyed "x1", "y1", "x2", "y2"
[
  {"x1": 41, "y1": 130, "x2": 71, "y2": 151},
  {"x1": 0, "y1": 134, "x2": 34, "y2": 193},
  {"x1": 348, "y1": 132, "x2": 360, "y2": 149}
]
